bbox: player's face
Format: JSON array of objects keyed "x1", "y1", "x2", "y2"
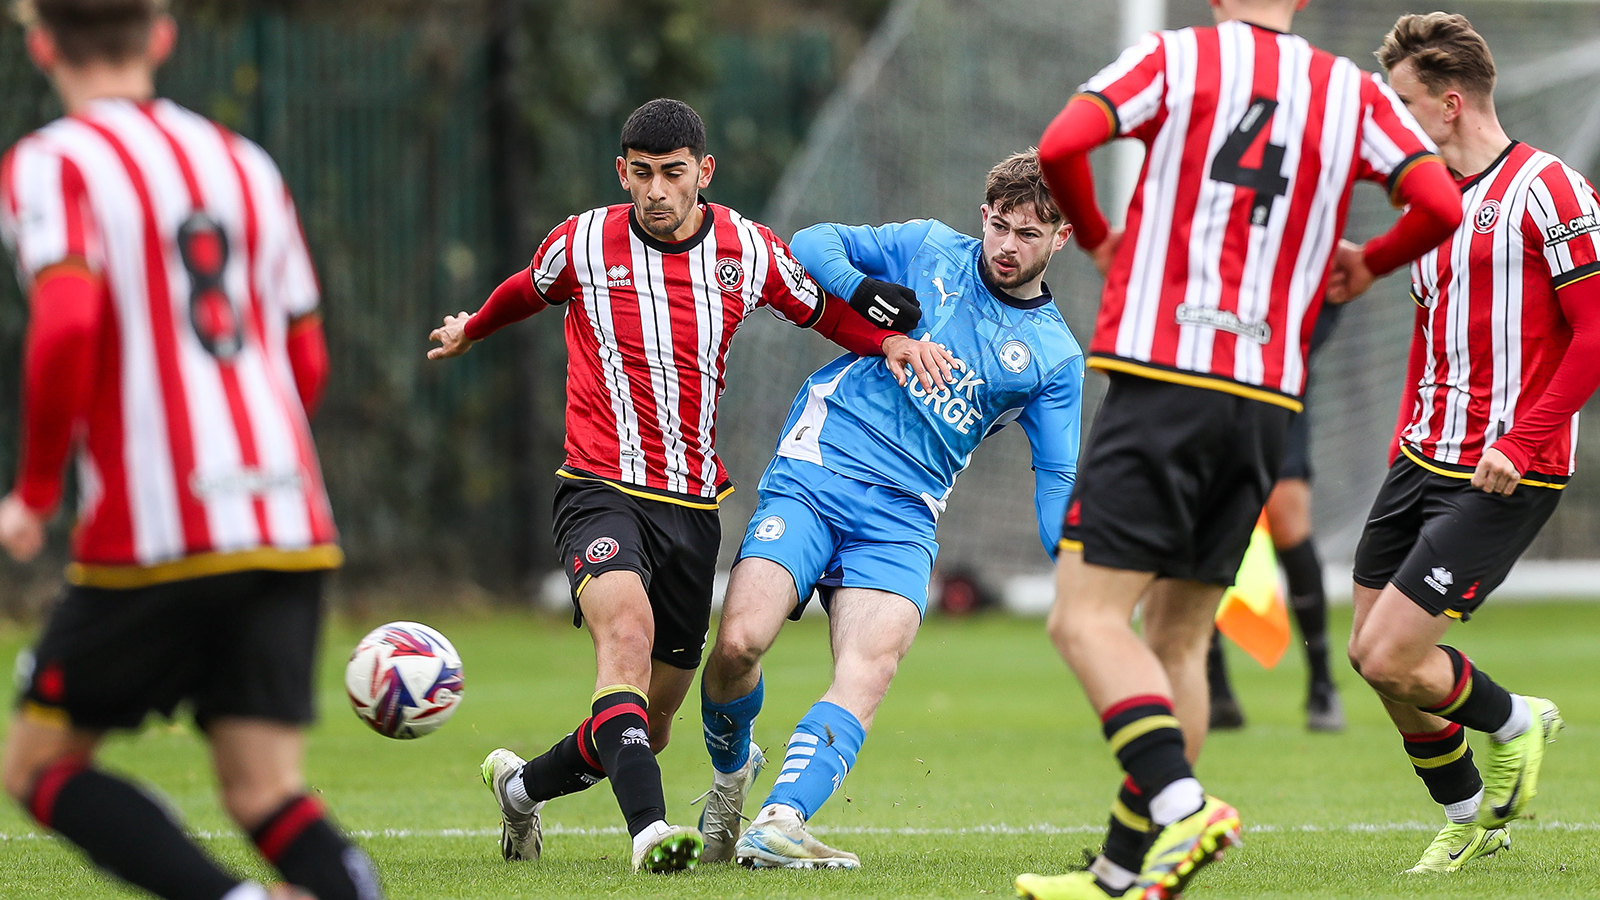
[
  {"x1": 980, "y1": 203, "x2": 1070, "y2": 293},
  {"x1": 617, "y1": 149, "x2": 715, "y2": 242},
  {"x1": 1388, "y1": 59, "x2": 1454, "y2": 149}
]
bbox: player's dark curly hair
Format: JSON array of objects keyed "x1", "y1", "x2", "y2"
[
  {"x1": 17, "y1": 0, "x2": 164, "y2": 66},
  {"x1": 985, "y1": 148, "x2": 1063, "y2": 226},
  {"x1": 1377, "y1": 13, "x2": 1496, "y2": 101},
  {"x1": 620, "y1": 99, "x2": 707, "y2": 159}
]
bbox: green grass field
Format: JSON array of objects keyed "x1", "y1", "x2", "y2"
[{"x1": 0, "y1": 600, "x2": 1596, "y2": 899}]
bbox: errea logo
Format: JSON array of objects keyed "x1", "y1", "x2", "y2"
[
  {"x1": 1425, "y1": 566, "x2": 1454, "y2": 594},
  {"x1": 606, "y1": 265, "x2": 631, "y2": 288}
]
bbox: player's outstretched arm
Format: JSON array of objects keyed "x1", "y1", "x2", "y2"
[
  {"x1": 428, "y1": 266, "x2": 548, "y2": 360},
  {"x1": 1327, "y1": 158, "x2": 1461, "y2": 304},
  {"x1": 791, "y1": 221, "x2": 938, "y2": 331},
  {"x1": 1038, "y1": 96, "x2": 1117, "y2": 257},
  {"x1": 1, "y1": 263, "x2": 106, "y2": 561}
]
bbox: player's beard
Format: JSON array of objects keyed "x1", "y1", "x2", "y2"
[
  {"x1": 986, "y1": 253, "x2": 1049, "y2": 291},
  {"x1": 637, "y1": 201, "x2": 689, "y2": 240}
]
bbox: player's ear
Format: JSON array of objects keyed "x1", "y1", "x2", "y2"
[
  {"x1": 980, "y1": 204, "x2": 993, "y2": 229},
  {"x1": 1053, "y1": 223, "x2": 1073, "y2": 252},
  {"x1": 616, "y1": 155, "x2": 629, "y2": 190},
  {"x1": 24, "y1": 25, "x2": 58, "y2": 73},
  {"x1": 148, "y1": 15, "x2": 177, "y2": 68},
  {"x1": 697, "y1": 154, "x2": 715, "y2": 190}
]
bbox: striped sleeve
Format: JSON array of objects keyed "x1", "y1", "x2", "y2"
[
  {"x1": 1, "y1": 138, "x2": 99, "y2": 288},
  {"x1": 529, "y1": 215, "x2": 578, "y2": 305},
  {"x1": 1079, "y1": 31, "x2": 1167, "y2": 137},
  {"x1": 756, "y1": 226, "x2": 824, "y2": 327},
  {"x1": 1525, "y1": 161, "x2": 1600, "y2": 290},
  {"x1": 1355, "y1": 74, "x2": 1439, "y2": 202}
]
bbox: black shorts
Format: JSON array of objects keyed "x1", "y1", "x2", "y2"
[
  {"x1": 1061, "y1": 372, "x2": 1294, "y2": 585},
  {"x1": 17, "y1": 569, "x2": 325, "y2": 731},
  {"x1": 553, "y1": 474, "x2": 721, "y2": 670},
  {"x1": 1352, "y1": 453, "x2": 1562, "y2": 620},
  {"x1": 1279, "y1": 406, "x2": 1313, "y2": 481}
]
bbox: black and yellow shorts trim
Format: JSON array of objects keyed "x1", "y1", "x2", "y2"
[
  {"x1": 17, "y1": 569, "x2": 326, "y2": 731},
  {"x1": 1060, "y1": 371, "x2": 1293, "y2": 586},
  {"x1": 553, "y1": 474, "x2": 721, "y2": 669},
  {"x1": 1353, "y1": 450, "x2": 1563, "y2": 620}
]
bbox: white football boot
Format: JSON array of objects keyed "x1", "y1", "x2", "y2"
[
  {"x1": 735, "y1": 804, "x2": 860, "y2": 869},
  {"x1": 695, "y1": 741, "x2": 767, "y2": 863},
  {"x1": 480, "y1": 748, "x2": 543, "y2": 861}
]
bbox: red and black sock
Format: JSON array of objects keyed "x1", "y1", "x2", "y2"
[
  {"x1": 1280, "y1": 539, "x2": 1332, "y2": 687},
  {"x1": 1421, "y1": 646, "x2": 1513, "y2": 734},
  {"x1": 1096, "y1": 776, "x2": 1155, "y2": 893},
  {"x1": 1401, "y1": 723, "x2": 1482, "y2": 819},
  {"x1": 1101, "y1": 695, "x2": 1193, "y2": 806},
  {"x1": 26, "y1": 758, "x2": 240, "y2": 900},
  {"x1": 589, "y1": 686, "x2": 666, "y2": 837},
  {"x1": 251, "y1": 795, "x2": 383, "y2": 900},
  {"x1": 520, "y1": 716, "x2": 606, "y2": 803}
]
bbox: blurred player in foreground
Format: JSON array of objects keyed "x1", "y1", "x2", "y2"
[
  {"x1": 1016, "y1": 0, "x2": 1463, "y2": 897},
  {"x1": 1347, "y1": 13, "x2": 1597, "y2": 874},
  {"x1": 1207, "y1": 304, "x2": 1344, "y2": 733},
  {"x1": 694, "y1": 149, "x2": 1082, "y2": 869},
  {"x1": 0, "y1": 2, "x2": 377, "y2": 899},
  {"x1": 428, "y1": 99, "x2": 953, "y2": 873}
]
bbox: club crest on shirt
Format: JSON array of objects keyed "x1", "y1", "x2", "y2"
[
  {"x1": 586, "y1": 537, "x2": 620, "y2": 564},
  {"x1": 716, "y1": 258, "x2": 745, "y2": 292},
  {"x1": 1473, "y1": 200, "x2": 1501, "y2": 235},
  {"x1": 999, "y1": 340, "x2": 1031, "y2": 373}
]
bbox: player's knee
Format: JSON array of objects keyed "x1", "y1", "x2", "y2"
[
  {"x1": 1349, "y1": 644, "x2": 1415, "y2": 697},
  {"x1": 709, "y1": 624, "x2": 765, "y2": 679}
]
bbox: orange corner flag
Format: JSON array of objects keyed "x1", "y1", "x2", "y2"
[{"x1": 1214, "y1": 518, "x2": 1290, "y2": 669}]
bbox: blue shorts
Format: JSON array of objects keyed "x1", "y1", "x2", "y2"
[{"x1": 737, "y1": 456, "x2": 938, "y2": 617}]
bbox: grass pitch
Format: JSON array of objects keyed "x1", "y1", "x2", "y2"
[{"x1": 0, "y1": 600, "x2": 1596, "y2": 899}]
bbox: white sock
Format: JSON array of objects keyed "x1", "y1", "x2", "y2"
[
  {"x1": 1149, "y1": 777, "x2": 1205, "y2": 827},
  {"x1": 1492, "y1": 695, "x2": 1532, "y2": 744},
  {"x1": 753, "y1": 803, "x2": 802, "y2": 826},
  {"x1": 1089, "y1": 856, "x2": 1138, "y2": 891},
  {"x1": 1444, "y1": 788, "x2": 1484, "y2": 824},
  {"x1": 504, "y1": 770, "x2": 537, "y2": 814},
  {"x1": 220, "y1": 883, "x2": 271, "y2": 900},
  {"x1": 632, "y1": 819, "x2": 672, "y2": 856}
]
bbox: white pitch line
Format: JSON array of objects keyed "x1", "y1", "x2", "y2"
[{"x1": 3, "y1": 821, "x2": 1599, "y2": 841}]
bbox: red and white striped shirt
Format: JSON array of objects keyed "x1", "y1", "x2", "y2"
[
  {"x1": 1082, "y1": 21, "x2": 1437, "y2": 409},
  {"x1": 1401, "y1": 142, "x2": 1600, "y2": 481},
  {"x1": 530, "y1": 201, "x2": 823, "y2": 503},
  {"x1": 0, "y1": 98, "x2": 338, "y2": 585}
]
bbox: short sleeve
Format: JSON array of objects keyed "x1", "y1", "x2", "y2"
[
  {"x1": 0, "y1": 139, "x2": 98, "y2": 289},
  {"x1": 530, "y1": 216, "x2": 579, "y2": 305},
  {"x1": 1355, "y1": 73, "x2": 1439, "y2": 203},
  {"x1": 278, "y1": 187, "x2": 320, "y2": 318},
  {"x1": 1079, "y1": 31, "x2": 1168, "y2": 138},
  {"x1": 1524, "y1": 162, "x2": 1600, "y2": 290},
  {"x1": 757, "y1": 227, "x2": 824, "y2": 327}
]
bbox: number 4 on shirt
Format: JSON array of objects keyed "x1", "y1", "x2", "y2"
[{"x1": 1210, "y1": 97, "x2": 1290, "y2": 226}]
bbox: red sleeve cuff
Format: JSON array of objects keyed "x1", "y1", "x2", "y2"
[{"x1": 1491, "y1": 439, "x2": 1533, "y2": 475}]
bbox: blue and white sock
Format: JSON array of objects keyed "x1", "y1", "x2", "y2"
[
  {"x1": 702, "y1": 676, "x2": 764, "y2": 774},
  {"x1": 763, "y1": 701, "x2": 865, "y2": 820}
]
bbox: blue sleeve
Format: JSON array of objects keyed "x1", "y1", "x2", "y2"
[
  {"x1": 788, "y1": 220, "x2": 941, "y2": 301},
  {"x1": 1017, "y1": 355, "x2": 1084, "y2": 559}
]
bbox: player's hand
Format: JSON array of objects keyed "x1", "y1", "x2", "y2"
[
  {"x1": 0, "y1": 493, "x2": 47, "y2": 563},
  {"x1": 1472, "y1": 447, "x2": 1521, "y2": 496},
  {"x1": 883, "y1": 334, "x2": 959, "y2": 392},
  {"x1": 849, "y1": 278, "x2": 923, "y2": 332},
  {"x1": 1325, "y1": 239, "x2": 1375, "y2": 305},
  {"x1": 1087, "y1": 228, "x2": 1123, "y2": 277},
  {"x1": 427, "y1": 312, "x2": 477, "y2": 360}
]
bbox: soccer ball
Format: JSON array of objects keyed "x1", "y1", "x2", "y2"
[{"x1": 345, "y1": 622, "x2": 464, "y2": 739}]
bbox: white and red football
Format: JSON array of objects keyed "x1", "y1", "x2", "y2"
[{"x1": 345, "y1": 622, "x2": 464, "y2": 739}]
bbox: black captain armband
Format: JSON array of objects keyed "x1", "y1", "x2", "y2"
[{"x1": 848, "y1": 278, "x2": 922, "y2": 333}]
